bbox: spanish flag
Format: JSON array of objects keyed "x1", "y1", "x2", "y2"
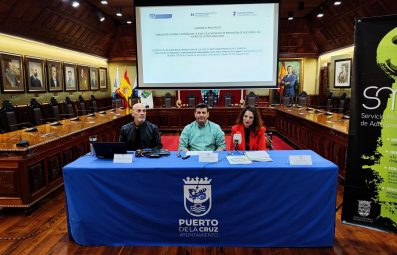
[
  {"x1": 119, "y1": 68, "x2": 132, "y2": 107},
  {"x1": 278, "y1": 61, "x2": 287, "y2": 96}
]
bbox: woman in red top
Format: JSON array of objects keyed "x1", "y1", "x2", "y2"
[{"x1": 230, "y1": 106, "x2": 266, "y2": 151}]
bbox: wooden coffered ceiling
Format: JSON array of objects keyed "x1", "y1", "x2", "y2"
[{"x1": 0, "y1": 0, "x2": 396, "y2": 60}]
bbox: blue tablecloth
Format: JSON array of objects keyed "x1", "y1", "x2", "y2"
[{"x1": 63, "y1": 150, "x2": 338, "y2": 247}]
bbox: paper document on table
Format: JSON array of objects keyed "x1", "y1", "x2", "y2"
[
  {"x1": 289, "y1": 155, "x2": 312, "y2": 165},
  {"x1": 186, "y1": 151, "x2": 212, "y2": 156},
  {"x1": 245, "y1": 151, "x2": 272, "y2": 162},
  {"x1": 227, "y1": 155, "x2": 252, "y2": 164}
]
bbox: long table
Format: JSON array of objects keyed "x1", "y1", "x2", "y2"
[
  {"x1": 0, "y1": 108, "x2": 132, "y2": 207},
  {"x1": 146, "y1": 106, "x2": 348, "y2": 177},
  {"x1": 63, "y1": 150, "x2": 338, "y2": 247}
]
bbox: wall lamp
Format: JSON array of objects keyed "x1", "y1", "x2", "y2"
[
  {"x1": 71, "y1": 0, "x2": 80, "y2": 8},
  {"x1": 97, "y1": 11, "x2": 105, "y2": 22},
  {"x1": 116, "y1": 8, "x2": 123, "y2": 17},
  {"x1": 288, "y1": 12, "x2": 294, "y2": 21}
]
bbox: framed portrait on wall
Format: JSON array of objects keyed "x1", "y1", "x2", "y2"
[
  {"x1": 47, "y1": 60, "x2": 63, "y2": 92},
  {"x1": 0, "y1": 52, "x2": 24, "y2": 93},
  {"x1": 77, "y1": 65, "x2": 90, "y2": 91},
  {"x1": 334, "y1": 58, "x2": 352, "y2": 88},
  {"x1": 64, "y1": 63, "x2": 77, "y2": 91},
  {"x1": 25, "y1": 56, "x2": 46, "y2": 92},
  {"x1": 99, "y1": 68, "x2": 107, "y2": 90},
  {"x1": 89, "y1": 67, "x2": 99, "y2": 90},
  {"x1": 270, "y1": 58, "x2": 303, "y2": 104}
]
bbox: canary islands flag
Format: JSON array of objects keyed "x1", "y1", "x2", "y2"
[{"x1": 112, "y1": 66, "x2": 120, "y2": 100}]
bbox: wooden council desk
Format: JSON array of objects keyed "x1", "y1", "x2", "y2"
[
  {"x1": 0, "y1": 108, "x2": 132, "y2": 207},
  {"x1": 274, "y1": 106, "x2": 349, "y2": 177}
]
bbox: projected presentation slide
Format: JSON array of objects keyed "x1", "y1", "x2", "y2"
[{"x1": 136, "y1": 2, "x2": 279, "y2": 89}]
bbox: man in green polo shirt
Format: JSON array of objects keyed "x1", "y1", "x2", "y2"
[{"x1": 178, "y1": 103, "x2": 226, "y2": 151}]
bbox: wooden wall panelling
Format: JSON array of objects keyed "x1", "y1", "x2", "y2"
[
  {"x1": 108, "y1": 24, "x2": 137, "y2": 61},
  {"x1": 0, "y1": 170, "x2": 17, "y2": 196},
  {"x1": 307, "y1": 0, "x2": 397, "y2": 54},
  {"x1": 47, "y1": 153, "x2": 62, "y2": 183},
  {"x1": 279, "y1": 18, "x2": 319, "y2": 58},
  {"x1": 0, "y1": 0, "x2": 118, "y2": 57},
  {"x1": 62, "y1": 147, "x2": 75, "y2": 166},
  {"x1": 28, "y1": 161, "x2": 46, "y2": 194}
]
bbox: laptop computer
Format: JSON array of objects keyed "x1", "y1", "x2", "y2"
[{"x1": 92, "y1": 142, "x2": 127, "y2": 159}]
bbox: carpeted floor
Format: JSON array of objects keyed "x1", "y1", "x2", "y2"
[{"x1": 161, "y1": 134, "x2": 293, "y2": 151}]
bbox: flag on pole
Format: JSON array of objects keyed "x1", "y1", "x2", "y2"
[
  {"x1": 112, "y1": 66, "x2": 120, "y2": 100},
  {"x1": 119, "y1": 68, "x2": 132, "y2": 107},
  {"x1": 278, "y1": 61, "x2": 287, "y2": 96},
  {"x1": 132, "y1": 76, "x2": 139, "y2": 98}
]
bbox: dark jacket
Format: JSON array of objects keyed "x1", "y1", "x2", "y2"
[{"x1": 119, "y1": 121, "x2": 162, "y2": 150}]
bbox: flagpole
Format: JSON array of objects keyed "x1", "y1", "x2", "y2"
[
  {"x1": 176, "y1": 90, "x2": 182, "y2": 108},
  {"x1": 240, "y1": 89, "x2": 245, "y2": 107}
]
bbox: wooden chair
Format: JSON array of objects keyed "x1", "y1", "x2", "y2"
[
  {"x1": 326, "y1": 98, "x2": 332, "y2": 111},
  {"x1": 223, "y1": 93, "x2": 233, "y2": 107},
  {"x1": 298, "y1": 96, "x2": 307, "y2": 107},
  {"x1": 64, "y1": 97, "x2": 76, "y2": 118},
  {"x1": 77, "y1": 95, "x2": 87, "y2": 115},
  {"x1": 281, "y1": 96, "x2": 291, "y2": 106},
  {"x1": 338, "y1": 99, "x2": 346, "y2": 113},
  {"x1": 187, "y1": 95, "x2": 197, "y2": 108},
  {"x1": 0, "y1": 100, "x2": 18, "y2": 132},
  {"x1": 49, "y1": 97, "x2": 61, "y2": 121},
  {"x1": 28, "y1": 98, "x2": 43, "y2": 125},
  {"x1": 163, "y1": 93, "x2": 172, "y2": 108},
  {"x1": 90, "y1": 95, "x2": 99, "y2": 112},
  {"x1": 114, "y1": 98, "x2": 122, "y2": 108},
  {"x1": 245, "y1": 92, "x2": 257, "y2": 107}
]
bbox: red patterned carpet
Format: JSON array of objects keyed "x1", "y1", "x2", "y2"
[{"x1": 161, "y1": 134, "x2": 293, "y2": 151}]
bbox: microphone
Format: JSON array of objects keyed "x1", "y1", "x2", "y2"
[
  {"x1": 70, "y1": 116, "x2": 80, "y2": 121},
  {"x1": 87, "y1": 112, "x2": 95, "y2": 117},
  {"x1": 39, "y1": 118, "x2": 62, "y2": 126},
  {"x1": 3, "y1": 130, "x2": 29, "y2": 147},
  {"x1": 49, "y1": 121, "x2": 62, "y2": 126},
  {"x1": 233, "y1": 133, "x2": 242, "y2": 151},
  {"x1": 16, "y1": 140, "x2": 29, "y2": 147}
]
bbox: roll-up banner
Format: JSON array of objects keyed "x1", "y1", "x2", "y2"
[{"x1": 342, "y1": 15, "x2": 397, "y2": 233}]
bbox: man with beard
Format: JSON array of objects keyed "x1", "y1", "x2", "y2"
[
  {"x1": 119, "y1": 103, "x2": 162, "y2": 150},
  {"x1": 178, "y1": 103, "x2": 225, "y2": 151},
  {"x1": 30, "y1": 67, "x2": 42, "y2": 87}
]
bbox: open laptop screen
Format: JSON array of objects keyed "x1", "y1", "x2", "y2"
[{"x1": 92, "y1": 142, "x2": 127, "y2": 159}]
